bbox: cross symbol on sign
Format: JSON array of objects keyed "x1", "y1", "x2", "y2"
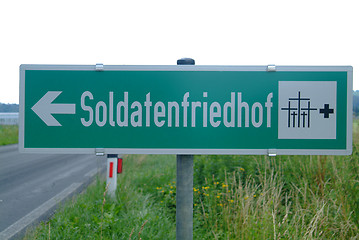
[{"x1": 319, "y1": 104, "x2": 334, "y2": 118}]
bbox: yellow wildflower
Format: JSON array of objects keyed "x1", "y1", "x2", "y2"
[
  {"x1": 240, "y1": 167, "x2": 245, "y2": 171},
  {"x1": 244, "y1": 196, "x2": 249, "y2": 200}
]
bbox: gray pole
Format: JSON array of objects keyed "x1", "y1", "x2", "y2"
[{"x1": 176, "y1": 58, "x2": 194, "y2": 240}]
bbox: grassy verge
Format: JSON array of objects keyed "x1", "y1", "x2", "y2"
[
  {"x1": 190, "y1": 154, "x2": 359, "y2": 239},
  {"x1": 0, "y1": 125, "x2": 18, "y2": 145},
  {"x1": 157, "y1": 120, "x2": 359, "y2": 239},
  {"x1": 24, "y1": 120, "x2": 359, "y2": 239},
  {"x1": 185, "y1": 120, "x2": 359, "y2": 239},
  {"x1": 24, "y1": 155, "x2": 177, "y2": 240}
]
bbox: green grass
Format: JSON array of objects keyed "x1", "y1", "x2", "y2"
[
  {"x1": 187, "y1": 120, "x2": 359, "y2": 239},
  {"x1": 24, "y1": 155, "x2": 177, "y2": 240},
  {"x1": 0, "y1": 125, "x2": 18, "y2": 145},
  {"x1": 191, "y1": 155, "x2": 359, "y2": 239},
  {"x1": 24, "y1": 120, "x2": 359, "y2": 239}
]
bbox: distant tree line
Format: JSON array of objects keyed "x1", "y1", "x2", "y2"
[
  {"x1": 0, "y1": 91, "x2": 359, "y2": 115},
  {"x1": 0, "y1": 103, "x2": 19, "y2": 112},
  {"x1": 354, "y1": 90, "x2": 359, "y2": 116}
]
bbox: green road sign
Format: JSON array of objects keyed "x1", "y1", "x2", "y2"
[{"x1": 19, "y1": 65, "x2": 353, "y2": 155}]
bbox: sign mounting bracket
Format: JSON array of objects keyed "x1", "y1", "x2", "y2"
[
  {"x1": 95, "y1": 148, "x2": 105, "y2": 156},
  {"x1": 95, "y1": 63, "x2": 104, "y2": 71},
  {"x1": 267, "y1": 64, "x2": 276, "y2": 72},
  {"x1": 268, "y1": 149, "x2": 277, "y2": 157}
]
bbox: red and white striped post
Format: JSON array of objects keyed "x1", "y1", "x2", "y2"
[{"x1": 106, "y1": 154, "x2": 120, "y2": 197}]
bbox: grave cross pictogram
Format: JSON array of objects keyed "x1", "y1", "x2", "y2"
[{"x1": 281, "y1": 91, "x2": 317, "y2": 128}]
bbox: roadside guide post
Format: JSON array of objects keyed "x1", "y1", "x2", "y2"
[
  {"x1": 107, "y1": 154, "x2": 118, "y2": 198},
  {"x1": 176, "y1": 58, "x2": 194, "y2": 240}
]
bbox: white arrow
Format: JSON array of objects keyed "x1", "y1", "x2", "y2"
[{"x1": 31, "y1": 91, "x2": 76, "y2": 126}]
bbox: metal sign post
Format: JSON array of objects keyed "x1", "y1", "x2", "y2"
[
  {"x1": 176, "y1": 58, "x2": 195, "y2": 240},
  {"x1": 176, "y1": 154, "x2": 193, "y2": 240}
]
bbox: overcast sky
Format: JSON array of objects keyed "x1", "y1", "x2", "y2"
[{"x1": 0, "y1": 0, "x2": 357, "y2": 104}]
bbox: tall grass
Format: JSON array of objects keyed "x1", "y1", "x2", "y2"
[
  {"x1": 192, "y1": 155, "x2": 359, "y2": 239},
  {"x1": 24, "y1": 121, "x2": 359, "y2": 239},
  {"x1": 190, "y1": 120, "x2": 359, "y2": 239},
  {"x1": 0, "y1": 124, "x2": 18, "y2": 145}
]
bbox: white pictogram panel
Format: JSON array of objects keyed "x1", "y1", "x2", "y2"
[{"x1": 278, "y1": 81, "x2": 337, "y2": 139}]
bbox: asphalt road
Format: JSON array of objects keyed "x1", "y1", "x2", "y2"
[{"x1": 0, "y1": 144, "x2": 106, "y2": 238}]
